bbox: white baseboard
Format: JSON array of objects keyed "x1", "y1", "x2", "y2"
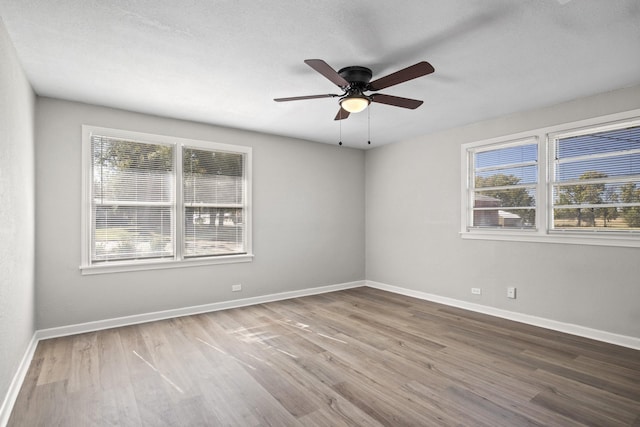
[
  {"x1": 0, "y1": 333, "x2": 38, "y2": 427},
  {"x1": 36, "y1": 280, "x2": 365, "y2": 340},
  {"x1": 365, "y1": 280, "x2": 640, "y2": 350}
]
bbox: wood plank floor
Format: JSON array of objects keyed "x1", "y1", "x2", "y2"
[{"x1": 8, "y1": 287, "x2": 640, "y2": 426}]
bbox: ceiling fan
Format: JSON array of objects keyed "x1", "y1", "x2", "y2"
[{"x1": 274, "y1": 59, "x2": 435, "y2": 120}]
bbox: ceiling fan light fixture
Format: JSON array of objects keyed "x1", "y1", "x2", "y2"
[{"x1": 340, "y1": 96, "x2": 370, "y2": 113}]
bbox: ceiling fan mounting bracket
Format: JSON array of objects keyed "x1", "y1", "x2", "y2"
[{"x1": 338, "y1": 66, "x2": 373, "y2": 88}]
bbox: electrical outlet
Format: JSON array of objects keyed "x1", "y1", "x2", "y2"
[
  {"x1": 507, "y1": 287, "x2": 517, "y2": 299},
  {"x1": 232, "y1": 284, "x2": 242, "y2": 292},
  {"x1": 471, "y1": 287, "x2": 481, "y2": 295}
]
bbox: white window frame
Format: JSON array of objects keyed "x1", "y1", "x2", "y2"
[
  {"x1": 465, "y1": 136, "x2": 539, "y2": 232},
  {"x1": 81, "y1": 126, "x2": 253, "y2": 274},
  {"x1": 461, "y1": 108, "x2": 640, "y2": 248}
]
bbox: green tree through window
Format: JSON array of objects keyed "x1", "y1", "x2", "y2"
[
  {"x1": 621, "y1": 182, "x2": 640, "y2": 228},
  {"x1": 556, "y1": 171, "x2": 612, "y2": 227}
]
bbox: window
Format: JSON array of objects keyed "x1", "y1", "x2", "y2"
[
  {"x1": 467, "y1": 138, "x2": 538, "y2": 230},
  {"x1": 550, "y1": 120, "x2": 640, "y2": 233},
  {"x1": 461, "y1": 110, "x2": 640, "y2": 247},
  {"x1": 183, "y1": 147, "x2": 246, "y2": 257},
  {"x1": 82, "y1": 126, "x2": 252, "y2": 273},
  {"x1": 90, "y1": 135, "x2": 175, "y2": 262}
]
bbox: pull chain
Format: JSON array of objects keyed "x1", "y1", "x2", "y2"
[
  {"x1": 367, "y1": 105, "x2": 371, "y2": 145},
  {"x1": 339, "y1": 113, "x2": 343, "y2": 146}
]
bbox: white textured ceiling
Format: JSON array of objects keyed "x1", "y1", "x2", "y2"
[{"x1": 1, "y1": 0, "x2": 639, "y2": 148}]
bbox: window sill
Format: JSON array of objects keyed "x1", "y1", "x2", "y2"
[
  {"x1": 460, "y1": 230, "x2": 640, "y2": 248},
  {"x1": 80, "y1": 253, "x2": 254, "y2": 275}
]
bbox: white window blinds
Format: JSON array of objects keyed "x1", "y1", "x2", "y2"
[
  {"x1": 183, "y1": 147, "x2": 246, "y2": 257},
  {"x1": 83, "y1": 126, "x2": 252, "y2": 272},
  {"x1": 551, "y1": 123, "x2": 640, "y2": 231},
  {"x1": 91, "y1": 136, "x2": 175, "y2": 262},
  {"x1": 470, "y1": 139, "x2": 538, "y2": 229}
]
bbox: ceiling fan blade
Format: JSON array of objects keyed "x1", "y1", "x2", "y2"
[
  {"x1": 368, "y1": 61, "x2": 435, "y2": 91},
  {"x1": 371, "y1": 94, "x2": 424, "y2": 109},
  {"x1": 334, "y1": 108, "x2": 350, "y2": 121},
  {"x1": 274, "y1": 94, "x2": 339, "y2": 102},
  {"x1": 305, "y1": 59, "x2": 350, "y2": 88}
]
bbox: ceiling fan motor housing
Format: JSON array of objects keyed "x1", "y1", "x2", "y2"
[{"x1": 338, "y1": 66, "x2": 373, "y2": 93}]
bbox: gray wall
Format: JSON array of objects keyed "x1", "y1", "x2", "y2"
[
  {"x1": 366, "y1": 84, "x2": 640, "y2": 338},
  {"x1": 0, "y1": 18, "x2": 35, "y2": 403},
  {"x1": 35, "y1": 98, "x2": 365, "y2": 329}
]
